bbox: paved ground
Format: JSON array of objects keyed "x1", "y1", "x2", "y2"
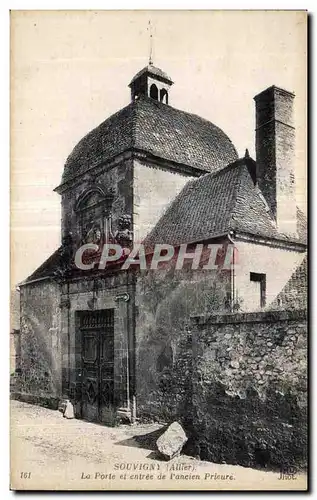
[{"x1": 10, "y1": 400, "x2": 307, "y2": 491}]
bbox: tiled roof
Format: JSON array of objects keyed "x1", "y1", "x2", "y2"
[
  {"x1": 269, "y1": 255, "x2": 307, "y2": 310},
  {"x1": 61, "y1": 96, "x2": 238, "y2": 184},
  {"x1": 144, "y1": 158, "x2": 307, "y2": 247},
  {"x1": 23, "y1": 158, "x2": 307, "y2": 285},
  {"x1": 129, "y1": 65, "x2": 173, "y2": 85},
  {"x1": 20, "y1": 247, "x2": 63, "y2": 285},
  {"x1": 144, "y1": 162, "x2": 241, "y2": 247}
]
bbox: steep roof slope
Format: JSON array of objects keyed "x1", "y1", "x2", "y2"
[
  {"x1": 144, "y1": 158, "x2": 307, "y2": 247},
  {"x1": 144, "y1": 162, "x2": 241, "y2": 246},
  {"x1": 19, "y1": 247, "x2": 63, "y2": 285},
  {"x1": 61, "y1": 96, "x2": 238, "y2": 184}
]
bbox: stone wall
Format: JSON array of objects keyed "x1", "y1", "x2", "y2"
[
  {"x1": 10, "y1": 329, "x2": 20, "y2": 375},
  {"x1": 17, "y1": 279, "x2": 62, "y2": 402},
  {"x1": 61, "y1": 155, "x2": 133, "y2": 246},
  {"x1": 188, "y1": 310, "x2": 307, "y2": 469},
  {"x1": 135, "y1": 266, "x2": 230, "y2": 421},
  {"x1": 60, "y1": 271, "x2": 136, "y2": 423}
]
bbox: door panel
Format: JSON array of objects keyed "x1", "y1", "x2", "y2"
[
  {"x1": 80, "y1": 310, "x2": 114, "y2": 423},
  {"x1": 100, "y1": 326, "x2": 115, "y2": 423}
]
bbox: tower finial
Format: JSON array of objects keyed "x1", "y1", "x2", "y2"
[{"x1": 148, "y1": 20, "x2": 153, "y2": 66}]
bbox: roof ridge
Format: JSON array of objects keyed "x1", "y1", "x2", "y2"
[
  {"x1": 20, "y1": 245, "x2": 62, "y2": 285},
  {"x1": 208, "y1": 160, "x2": 241, "y2": 180},
  {"x1": 180, "y1": 160, "x2": 242, "y2": 190},
  {"x1": 145, "y1": 96, "x2": 237, "y2": 136},
  {"x1": 150, "y1": 161, "x2": 244, "y2": 212},
  {"x1": 228, "y1": 161, "x2": 276, "y2": 233}
]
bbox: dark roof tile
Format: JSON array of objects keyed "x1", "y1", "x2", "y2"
[
  {"x1": 144, "y1": 158, "x2": 307, "y2": 247},
  {"x1": 144, "y1": 163, "x2": 241, "y2": 246},
  {"x1": 61, "y1": 96, "x2": 238, "y2": 184},
  {"x1": 20, "y1": 247, "x2": 63, "y2": 285},
  {"x1": 129, "y1": 65, "x2": 173, "y2": 85}
]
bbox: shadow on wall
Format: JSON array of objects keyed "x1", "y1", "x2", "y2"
[
  {"x1": 10, "y1": 329, "x2": 20, "y2": 375},
  {"x1": 186, "y1": 381, "x2": 307, "y2": 471},
  {"x1": 187, "y1": 311, "x2": 308, "y2": 470},
  {"x1": 17, "y1": 314, "x2": 59, "y2": 397},
  {"x1": 136, "y1": 269, "x2": 230, "y2": 421}
]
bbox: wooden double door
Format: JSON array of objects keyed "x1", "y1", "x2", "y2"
[{"x1": 79, "y1": 309, "x2": 115, "y2": 424}]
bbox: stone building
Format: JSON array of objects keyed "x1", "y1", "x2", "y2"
[{"x1": 17, "y1": 64, "x2": 307, "y2": 425}]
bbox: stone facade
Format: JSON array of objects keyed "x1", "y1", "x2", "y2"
[
  {"x1": 17, "y1": 280, "x2": 62, "y2": 401},
  {"x1": 133, "y1": 287, "x2": 307, "y2": 468},
  {"x1": 133, "y1": 158, "x2": 191, "y2": 243},
  {"x1": 10, "y1": 329, "x2": 20, "y2": 375},
  {"x1": 15, "y1": 65, "x2": 306, "y2": 449},
  {"x1": 188, "y1": 310, "x2": 307, "y2": 468},
  {"x1": 59, "y1": 151, "x2": 195, "y2": 251},
  {"x1": 60, "y1": 271, "x2": 136, "y2": 424},
  {"x1": 59, "y1": 155, "x2": 134, "y2": 246},
  {"x1": 135, "y1": 265, "x2": 231, "y2": 420}
]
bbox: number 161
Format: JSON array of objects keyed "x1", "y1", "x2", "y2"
[{"x1": 20, "y1": 472, "x2": 31, "y2": 479}]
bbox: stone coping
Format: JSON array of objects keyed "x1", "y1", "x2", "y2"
[{"x1": 191, "y1": 309, "x2": 307, "y2": 326}]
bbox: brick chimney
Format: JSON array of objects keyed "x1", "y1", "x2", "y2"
[{"x1": 254, "y1": 86, "x2": 297, "y2": 236}]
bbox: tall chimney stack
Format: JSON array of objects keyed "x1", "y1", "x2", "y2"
[{"x1": 254, "y1": 86, "x2": 297, "y2": 236}]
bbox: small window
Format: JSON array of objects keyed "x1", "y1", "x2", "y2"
[
  {"x1": 150, "y1": 84, "x2": 158, "y2": 100},
  {"x1": 250, "y1": 272, "x2": 266, "y2": 308},
  {"x1": 160, "y1": 88, "x2": 168, "y2": 104}
]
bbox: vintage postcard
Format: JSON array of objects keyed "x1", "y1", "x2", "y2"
[{"x1": 10, "y1": 10, "x2": 308, "y2": 491}]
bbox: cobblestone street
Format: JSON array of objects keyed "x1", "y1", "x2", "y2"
[{"x1": 10, "y1": 401, "x2": 307, "y2": 491}]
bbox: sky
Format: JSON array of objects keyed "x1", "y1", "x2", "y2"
[{"x1": 10, "y1": 10, "x2": 307, "y2": 286}]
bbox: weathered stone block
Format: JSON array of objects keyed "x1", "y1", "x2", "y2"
[{"x1": 156, "y1": 422, "x2": 188, "y2": 460}]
